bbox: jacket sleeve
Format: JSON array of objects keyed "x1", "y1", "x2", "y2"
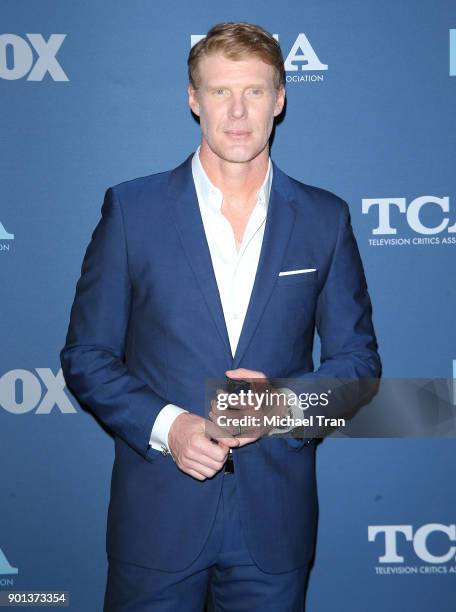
[
  {"x1": 60, "y1": 187, "x2": 167, "y2": 460},
  {"x1": 278, "y1": 200, "x2": 381, "y2": 430},
  {"x1": 313, "y1": 200, "x2": 381, "y2": 380}
]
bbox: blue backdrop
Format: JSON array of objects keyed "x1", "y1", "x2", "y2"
[{"x1": 1, "y1": 1, "x2": 455, "y2": 610}]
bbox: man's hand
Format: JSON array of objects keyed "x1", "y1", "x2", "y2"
[
  {"x1": 168, "y1": 412, "x2": 239, "y2": 481},
  {"x1": 209, "y1": 368, "x2": 288, "y2": 447}
]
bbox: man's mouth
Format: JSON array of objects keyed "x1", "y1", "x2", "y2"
[{"x1": 224, "y1": 130, "x2": 251, "y2": 139}]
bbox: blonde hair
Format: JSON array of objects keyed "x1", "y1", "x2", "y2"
[{"x1": 188, "y1": 22, "x2": 285, "y2": 90}]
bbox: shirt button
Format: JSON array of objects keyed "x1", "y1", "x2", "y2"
[{"x1": 232, "y1": 313, "x2": 239, "y2": 320}]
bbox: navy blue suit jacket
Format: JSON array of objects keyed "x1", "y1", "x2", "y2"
[{"x1": 61, "y1": 154, "x2": 380, "y2": 573}]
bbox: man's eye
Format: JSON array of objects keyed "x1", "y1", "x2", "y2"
[
  {"x1": 213, "y1": 88, "x2": 227, "y2": 96},
  {"x1": 249, "y1": 89, "x2": 263, "y2": 96}
]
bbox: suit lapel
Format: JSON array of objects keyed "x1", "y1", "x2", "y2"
[
  {"x1": 167, "y1": 155, "x2": 297, "y2": 367},
  {"x1": 168, "y1": 155, "x2": 232, "y2": 357},
  {"x1": 232, "y1": 163, "x2": 297, "y2": 367}
]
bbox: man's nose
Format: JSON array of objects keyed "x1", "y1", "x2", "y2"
[{"x1": 228, "y1": 94, "x2": 247, "y2": 119}]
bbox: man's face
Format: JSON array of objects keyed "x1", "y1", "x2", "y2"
[{"x1": 188, "y1": 53, "x2": 285, "y2": 164}]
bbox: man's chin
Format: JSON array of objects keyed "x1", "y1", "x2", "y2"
[{"x1": 209, "y1": 144, "x2": 267, "y2": 164}]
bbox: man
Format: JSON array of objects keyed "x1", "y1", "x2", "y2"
[{"x1": 61, "y1": 22, "x2": 380, "y2": 611}]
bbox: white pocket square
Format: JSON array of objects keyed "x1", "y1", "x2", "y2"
[{"x1": 278, "y1": 268, "x2": 317, "y2": 276}]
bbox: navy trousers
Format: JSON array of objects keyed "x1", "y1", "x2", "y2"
[{"x1": 104, "y1": 472, "x2": 310, "y2": 611}]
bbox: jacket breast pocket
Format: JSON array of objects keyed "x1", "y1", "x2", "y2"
[{"x1": 276, "y1": 270, "x2": 318, "y2": 287}]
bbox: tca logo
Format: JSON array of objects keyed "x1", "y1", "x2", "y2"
[
  {"x1": 368, "y1": 524, "x2": 456, "y2": 564},
  {"x1": 190, "y1": 33, "x2": 327, "y2": 72},
  {"x1": 0, "y1": 368, "x2": 76, "y2": 414},
  {"x1": 0, "y1": 34, "x2": 68, "y2": 81},
  {"x1": 0, "y1": 547, "x2": 17, "y2": 576},
  {"x1": 362, "y1": 196, "x2": 456, "y2": 235}
]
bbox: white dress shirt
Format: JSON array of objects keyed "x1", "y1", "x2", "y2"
[{"x1": 149, "y1": 146, "x2": 273, "y2": 452}]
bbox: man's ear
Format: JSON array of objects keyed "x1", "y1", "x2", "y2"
[
  {"x1": 273, "y1": 86, "x2": 285, "y2": 117},
  {"x1": 188, "y1": 84, "x2": 200, "y2": 117}
]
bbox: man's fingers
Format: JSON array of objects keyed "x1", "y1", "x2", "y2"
[
  {"x1": 177, "y1": 449, "x2": 232, "y2": 480},
  {"x1": 225, "y1": 368, "x2": 266, "y2": 379},
  {"x1": 181, "y1": 458, "x2": 219, "y2": 479},
  {"x1": 204, "y1": 419, "x2": 240, "y2": 448},
  {"x1": 188, "y1": 429, "x2": 234, "y2": 462},
  {"x1": 183, "y1": 446, "x2": 227, "y2": 471},
  {"x1": 208, "y1": 431, "x2": 240, "y2": 447},
  {"x1": 209, "y1": 411, "x2": 261, "y2": 439},
  {"x1": 185, "y1": 467, "x2": 208, "y2": 481},
  {"x1": 208, "y1": 411, "x2": 240, "y2": 436}
]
